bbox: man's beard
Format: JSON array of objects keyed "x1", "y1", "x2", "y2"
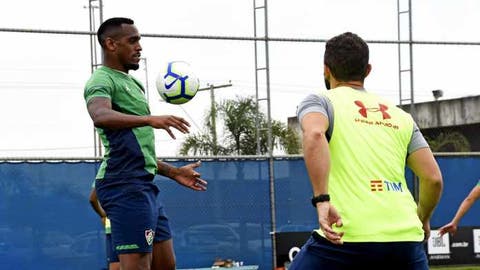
[
  {"x1": 124, "y1": 63, "x2": 140, "y2": 71},
  {"x1": 324, "y1": 78, "x2": 331, "y2": 90}
]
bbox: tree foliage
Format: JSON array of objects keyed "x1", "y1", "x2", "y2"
[
  {"x1": 179, "y1": 96, "x2": 301, "y2": 156},
  {"x1": 425, "y1": 131, "x2": 471, "y2": 152}
]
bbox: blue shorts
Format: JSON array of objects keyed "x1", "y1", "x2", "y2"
[
  {"x1": 96, "y1": 175, "x2": 172, "y2": 254},
  {"x1": 288, "y1": 233, "x2": 428, "y2": 270},
  {"x1": 105, "y1": 233, "x2": 119, "y2": 263}
]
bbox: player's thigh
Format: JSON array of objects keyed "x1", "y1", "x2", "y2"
[
  {"x1": 118, "y1": 252, "x2": 151, "y2": 270},
  {"x1": 151, "y1": 200, "x2": 175, "y2": 270},
  {"x1": 100, "y1": 178, "x2": 159, "y2": 254},
  {"x1": 152, "y1": 239, "x2": 175, "y2": 270},
  {"x1": 288, "y1": 237, "x2": 345, "y2": 270},
  {"x1": 154, "y1": 201, "x2": 172, "y2": 242},
  {"x1": 389, "y1": 242, "x2": 429, "y2": 270}
]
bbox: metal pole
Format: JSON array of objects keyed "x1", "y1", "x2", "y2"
[
  {"x1": 97, "y1": 1, "x2": 104, "y2": 157},
  {"x1": 88, "y1": 0, "x2": 97, "y2": 157},
  {"x1": 253, "y1": 0, "x2": 261, "y2": 155},
  {"x1": 98, "y1": 0, "x2": 103, "y2": 23},
  {"x1": 263, "y1": 0, "x2": 278, "y2": 268},
  {"x1": 92, "y1": 6, "x2": 98, "y2": 70},
  {"x1": 209, "y1": 84, "x2": 218, "y2": 155},
  {"x1": 87, "y1": 0, "x2": 104, "y2": 157},
  {"x1": 397, "y1": 0, "x2": 402, "y2": 106},
  {"x1": 408, "y1": 0, "x2": 416, "y2": 119},
  {"x1": 197, "y1": 82, "x2": 233, "y2": 155},
  {"x1": 407, "y1": 0, "x2": 420, "y2": 202},
  {"x1": 142, "y1": 58, "x2": 150, "y2": 103}
]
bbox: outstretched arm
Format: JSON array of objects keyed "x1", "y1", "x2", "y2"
[
  {"x1": 406, "y1": 147, "x2": 443, "y2": 240},
  {"x1": 157, "y1": 160, "x2": 207, "y2": 191},
  {"x1": 87, "y1": 97, "x2": 190, "y2": 138},
  {"x1": 439, "y1": 184, "x2": 480, "y2": 236}
]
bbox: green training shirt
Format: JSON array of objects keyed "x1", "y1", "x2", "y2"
[{"x1": 84, "y1": 66, "x2": 157, "y2": 179}]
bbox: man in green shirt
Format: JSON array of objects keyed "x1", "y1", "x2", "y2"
[
  {"x1": 289, "y1": 32, "x2": 443, "y2": 269},
  {"x1": 84, "y1": 17, "x2": 207, "y2": 270}
]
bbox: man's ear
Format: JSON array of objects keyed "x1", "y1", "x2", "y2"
[
  {"x1": 104, "y1": 37, "x2": 117, "y2": 51},
  {"x1": 365, "y1": 64, "x2": 372, "y2": 78},
  {"x1": 324, "y1": 64, "x2": 331, "y2": 79}
]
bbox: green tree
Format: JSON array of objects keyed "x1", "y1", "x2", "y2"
[
  {"x1": 425, "y1": 131, "x2": 471, "y2": 152},
  {"x1": 179, "y1": 95, "x2": 301, "y2": 155}
]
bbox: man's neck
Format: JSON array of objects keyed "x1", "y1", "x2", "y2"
[
  {"x1": 103, "y1": 58, "x2": 128, "y2": 73},
  {"x1": 334, "y1": 81, "x2": 364, "y2": 90}
]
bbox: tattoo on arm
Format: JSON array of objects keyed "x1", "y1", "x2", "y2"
[{"x1": 157, "y1": 161, "x2": 178, "y2": 178}]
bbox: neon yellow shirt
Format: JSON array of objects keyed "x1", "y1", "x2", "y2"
[{"x1": 314, "y1": 87, "x2": 424, "y2": 242}]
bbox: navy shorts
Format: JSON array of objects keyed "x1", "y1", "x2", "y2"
[
  {"x1": 96, "y1": 175, "x2": 172, "y2": 254},
  {"x1": 288, "y1": 233, "x2": 428, "y2": 270},
  {"x1": 105, "y1": 233, "x2": 119, "y2": 263}
]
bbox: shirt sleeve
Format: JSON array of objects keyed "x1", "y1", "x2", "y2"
[
  {"x1": 407, "y1": 122, "x2": 430, "y2": 155},
  {"x1": 296, "y1": 93, "x2": 334, "y2": 139},
  {"x1": 84, "y1": 74, "x2": 114, "y2": 104}
]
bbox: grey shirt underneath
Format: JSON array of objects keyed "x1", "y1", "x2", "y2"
[{"x1": 297, "y1": 94, "x2": 429, "y2": 155}]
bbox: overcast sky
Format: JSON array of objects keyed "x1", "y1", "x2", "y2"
[{"x1": 1, "y1": 0, "x2": 479, "y2": 157}]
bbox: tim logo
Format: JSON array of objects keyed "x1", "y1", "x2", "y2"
[
  {"x1": 354, "y1": 100, "x2": 391, "y2": 119},
  {"x1": 370, "y1": 180, "x2": 403, "y2": 192},
  {"x1": 370, "y1": 180, "x2": 384, "y2": 191}
]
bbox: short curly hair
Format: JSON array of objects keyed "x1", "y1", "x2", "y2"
[{"x1": 324, "y1": 32, "x2": 369, "y2": 82}]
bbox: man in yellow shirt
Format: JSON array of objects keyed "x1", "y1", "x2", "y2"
[{"x1": 289, "y1": 32, "x2": 443, "y2": 270}]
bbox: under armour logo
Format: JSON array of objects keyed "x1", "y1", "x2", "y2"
[{"x1": 354, "y1": 100, "x2": 391, "y2": 119}]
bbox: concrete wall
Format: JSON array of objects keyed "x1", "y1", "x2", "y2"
[{"x1": 402, "y1": 95, "x2": 480, "y2": 129}]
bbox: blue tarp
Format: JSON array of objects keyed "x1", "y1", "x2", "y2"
[{"x1": 0, "y1": 155, "x2": 478, "y2": 270}]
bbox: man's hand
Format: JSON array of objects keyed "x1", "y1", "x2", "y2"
[
  {"x1": 317, "y1": 202, "x2": 344, "y2": 244},
  {"x1": 422, "y1": 220, "x2": 431, "y2": 241},
  {"x1": 438, "y1": 222, "x2": 457, "y2": 237},
  {"x1": 148, "y1": 115, "x2": 190, "y2": 139},
  {"x1": 101, "y1": 216, "x2": 107, "y2": 226},
  {"x1": 170, "y1": 161, "x2": 207, "y2": 191}
]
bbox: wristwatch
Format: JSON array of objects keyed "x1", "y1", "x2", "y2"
[{"x1": 311, "y1": 194, "x2": 330, "y2": 207}]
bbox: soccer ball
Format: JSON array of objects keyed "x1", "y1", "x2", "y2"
[{"x1": 155, "y1": 61, "x2": 200, "y2": 104}]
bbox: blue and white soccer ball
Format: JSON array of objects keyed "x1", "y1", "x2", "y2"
[{"x1": 155, "y1": 61, "x2": 200, "y2": 104}]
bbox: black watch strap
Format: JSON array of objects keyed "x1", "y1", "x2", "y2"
[{"x1": 311, "y1": 194, "x2": 330, "y2": 207}]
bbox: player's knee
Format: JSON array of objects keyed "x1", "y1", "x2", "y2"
[
  {"x1": 109, "y1": 262, "x2": 120, "y2": 270},
  {"x1": 152, "y1": 259, "x2": 175, "y2": 270},
  {"x1": 164, "y1": 261, "x2": 176, "y2": 270}
]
